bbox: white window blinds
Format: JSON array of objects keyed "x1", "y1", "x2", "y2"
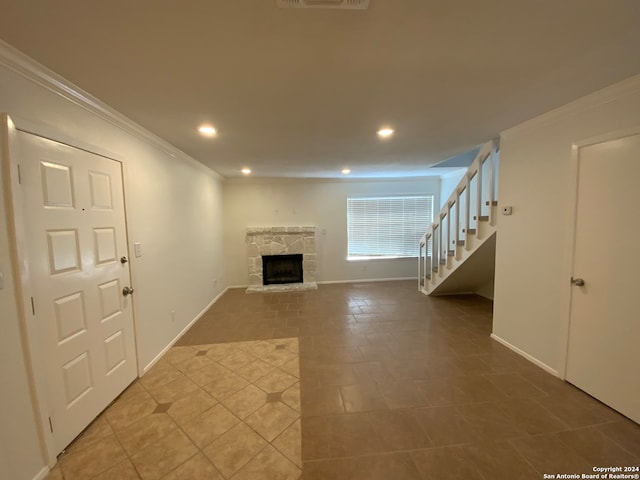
[{"x1": 347, "y1": 195, "x2": 434, "y2": 258}]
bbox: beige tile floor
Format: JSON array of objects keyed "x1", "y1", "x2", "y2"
[
  {"x1": 47, "y1": 338, "x2": 301, "y2": 480},
  {"x1": 47, "y1": 281, "x2": 640, "y2": 479}
]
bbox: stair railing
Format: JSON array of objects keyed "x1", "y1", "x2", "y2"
[{"x1": 418, "y1": 138, "x2": 499, "y2": 293}]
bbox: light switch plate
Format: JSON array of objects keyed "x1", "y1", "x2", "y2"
[{"x1": 134, "y1": 242, "x2": 142, "y2": 258}]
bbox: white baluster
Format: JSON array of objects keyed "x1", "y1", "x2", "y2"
[
  {"x1": 476, "y1": 160, "x2": 483, "y2": 234},
  {"x1": 465, "y1": 174, "x2": 471, "y2": 250},
  {"x1": 446, "y1": 205, "x2": 451, "y2": 263},
  {"x1": 488, "y1": 138, "x2": 498, "y2": 226},
  {"x1": 455, "y1": 192, "x2": 461, "y2": 251}
]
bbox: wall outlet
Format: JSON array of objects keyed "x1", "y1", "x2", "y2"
[{"x1": 171, "y1": 310, "x2": 176, "y2": 322}]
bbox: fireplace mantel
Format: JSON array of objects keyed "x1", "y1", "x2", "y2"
[{"x1": 245, "y1": 226, "x2": 317, "y2": 292}]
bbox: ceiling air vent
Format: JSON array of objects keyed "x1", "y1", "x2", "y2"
[{"x1": 276, "y1": 0, "x2": 370, "y2": 10}]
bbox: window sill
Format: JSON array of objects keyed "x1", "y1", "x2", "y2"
[{"x1": 347, "y1": 255, "x2": 418, "y2": 262}]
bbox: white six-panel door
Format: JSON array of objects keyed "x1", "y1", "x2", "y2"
[
  {"x1": 19, "y1": 131, "x2": 137, "y2": 454},
  {"x1": 566, "y1": 132, "x2": 640, "y2": 424}
]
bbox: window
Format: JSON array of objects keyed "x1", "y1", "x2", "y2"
[{"x1": 347, "y1": 195, "x2": 434, "y2": 259}]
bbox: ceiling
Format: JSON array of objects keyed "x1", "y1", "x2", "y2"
[{"x1": 0, "y1": 1, "x2": 638, "y2": 179}]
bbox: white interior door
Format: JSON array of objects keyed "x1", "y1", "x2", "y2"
[
  {"x1": 566, "y1": 131, "x2": 640, "y2": 424},
  {"x1": 19, "y1": 131, "x2": 137, "y2": 454}
]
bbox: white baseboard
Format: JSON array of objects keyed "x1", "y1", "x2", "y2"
[
  {"x1": 141, "y1": 288, "x2": 229, "y2": 375},
  {"x1": 490, "y1": 333, "x2": 559, "y2": 377},
  {"x1": 430, "y1": 290, "x2": 476, "y2": 296},
  {"x1": 32, "y1": 467, "x2": 49, "y2": 480},
  {"x1": 318, "y1": 277, "x2": 416, "y2": 285}
]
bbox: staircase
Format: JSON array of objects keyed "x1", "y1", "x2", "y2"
[{"x1": 418, "y1": 139, "x2": 500, "y2": 296}]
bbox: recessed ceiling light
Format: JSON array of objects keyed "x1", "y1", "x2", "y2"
[
  {"x1": 342, "y1": 168, "x2": 351, "y2": 175},
  {"x1": 241, "y1": 167, "x2": 252, "y2": 175},
  {"x1": 377, "y1": 128, "x2": 394, "y2": 138},
  {"x1": 198, "y1": 125, "x2": 217, "y2": 137}
]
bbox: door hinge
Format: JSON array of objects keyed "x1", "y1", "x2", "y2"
[
  {"x1": 30, "y1": 297, "x2": 35, "y2": 315},
  {"x1": 17, "y1": 164, "x2": 22, "y2": 185},
  {"x1": 48, "y1": 416, "x2": 54, "y2": 433}
]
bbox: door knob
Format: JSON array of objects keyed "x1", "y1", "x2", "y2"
[
  {"x1": 571, "y1": 277, "x2": 585, "y2": 287},
  {"x1": 120, "y1": 256, "x2": 128, "y2": 264},
  {"x1": 122, "y1": 286, "x2": 135, "y2": 296}
]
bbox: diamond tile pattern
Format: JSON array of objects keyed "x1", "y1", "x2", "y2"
[
  {"x1": 245, "y1": 401, "x2": 299, "y2": 442},
  {"x1": 50, "y1": 335, "x2": 300, "y2": 479},
  {"x1": 266, "y1": 391, "x2": 284, "y2": 403},
  {"x1": 46, "y1": 282, "x2": 640, "y2": 480},
  {"x1": 203, "y1": 423, "x2": 268, "y2": 477},
  {"x1": 152, "y1": 403, "x2": 171, "y2": 414},
  {"x1": 221, "y1": 384, "x2": 268, "y2": 420}
]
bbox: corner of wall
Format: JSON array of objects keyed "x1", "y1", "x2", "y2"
[
  {"x1": 493, "y1": 73, "x2": 640, "y2": 375},
  {"x1": 475, "y1": 279, "x2": 494, "y2": 300}
]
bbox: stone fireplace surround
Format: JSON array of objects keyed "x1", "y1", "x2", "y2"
[{"x1": 246, "y1": 226, "x2": 317, "y2": 293}]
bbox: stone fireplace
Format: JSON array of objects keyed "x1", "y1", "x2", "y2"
[{"x1": 246, "y1": 226, "x2": 317, "y2": 292}]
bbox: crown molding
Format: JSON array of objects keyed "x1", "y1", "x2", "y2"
[
  {"x1": 222, "y1": 175, "x2": 442, "y2": 186},
  {"x1": 0, "y1": 39, "x2": 221, "y2": 179},
  {"x1": 501, "y1": 74, "x2": 640, "y2": 140}
]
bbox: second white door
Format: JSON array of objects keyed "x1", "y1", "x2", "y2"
[{"x1": 566, "y1": 131, "x2": 640, "y2": 424}]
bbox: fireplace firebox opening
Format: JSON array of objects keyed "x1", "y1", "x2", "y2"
[{"x1": 262, "y1": 254, "x2": 303, "y2": 285}]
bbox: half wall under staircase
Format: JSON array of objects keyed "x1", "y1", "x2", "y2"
[{"x1": 419, "y1": 139, "x2": 499, "y2": 296}]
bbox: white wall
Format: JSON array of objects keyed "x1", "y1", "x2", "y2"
[
  {"x1": 0, "y1": 127, "x2": 46, "y2": 480},
  {"x1": 439, "y1": 169, "x2": 466, "y2": 209},
  {"x1": 493, "y1": 74, "x2": 640, "y2": 374},
  {"x1": 475, "y1": 279, "x2": 495, "y2": 300},
  {"x1": 224, "y1": 178, "x2": 440, "y2": 286},
  {"x1": 0, "y1": 48, "x2": 225, "y2": 478}
]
